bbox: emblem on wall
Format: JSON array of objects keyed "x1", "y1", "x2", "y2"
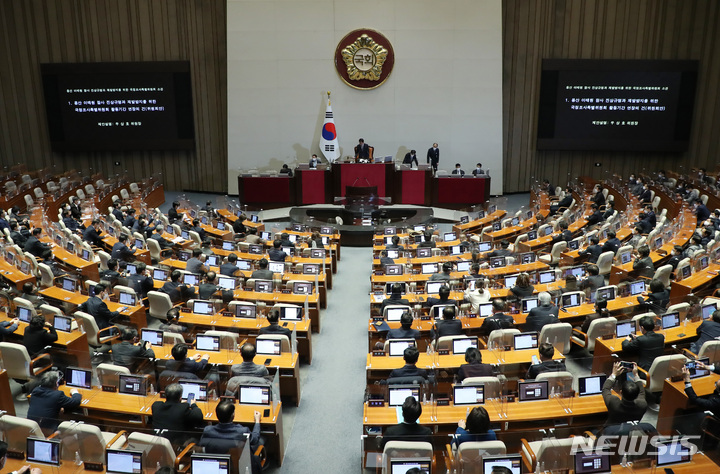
[{"x1": 334, "y1": 29, "x2": 394, "y2": 90}]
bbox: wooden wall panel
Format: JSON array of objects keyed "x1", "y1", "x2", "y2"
[
  {"x1": 0, "y1": 0, "x2": 227, "y2": 193},
  {"x1": 503, "y1": 0, "x2": 720, "y2": 193}
]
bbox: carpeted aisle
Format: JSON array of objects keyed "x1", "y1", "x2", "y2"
[{"x1": 274, "y1": 246, "x2": 371, "y2": 473}]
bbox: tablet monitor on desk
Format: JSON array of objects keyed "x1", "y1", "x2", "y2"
[
  {"x1": 513, "y1": 332, "x2": 538, "y2": 350},
  {"x1": 388, "y1": 339, "x2": 416, "y2": 357},
  {"x1": 564, "y1": 266, "x2": 586, "y2": 279},
  {"x1": 432, "y1": 304, "x2": 454, "y2": 320},
  {"x1": 152, "y1": 268, "x2": 168, "y2": 281},
  {"x1": 310, "y1": 248, "x2": 326, "y2": 258},
  {"x1": 521, "y1": 297, "x2": 539, "y2": 313},
  {"x1": 527, "y1": 230, "x2": 538, "y2": 240},
  {"x1": 217, "y1": 276, "x2": 237, "y2": 291},
  {"x1": 421, "y1": 263, "x2": 437, "y2": 274},
  {"x1": 520, "y1": 252, "x2": 536, "y2": 264},
  {"x1": 511, "y1": 217, "x2": 520, "y2": 226},
  {"x1": 17, "y1": 306, "x2": 32, "y2": 323},
  {"x1": 192, "y1": 300, "x2": 214, "y2": 316},
  {"x1": 504, "y1": 275, "x2": 519, "y2": 288},
  {"x1": 518, "y1": 380, "x2": 549, "y2": 402},
  {"x1": 236, "y1": 260, "x2": 252, "y2": 271},
  {"x1": 416, "y1": 248, "x2": 432, "y2": 258},
  {"x1": 66, "y1": 366, "x2": 92, "y2": 389},
  {"x1": 303, "y1": 263, "x2": 321, "y2": 274},
  {"x1": 687, "y1": 357, "x2": 710, "y2": 379},
  {"x1": 453, "y1": 384, "x2": 484, "y2": 405},
  {"x1": 384, "y1": 226, "x2": 397, "y2": 235},
  {"x1": 254, "y1": 280, "x2": 273, "y2": 293},
  {"x1": 385, "y1": 249, "x2": 399, "y2": 259},
  {"x1": 388, "y1": 386, "x2": 420, "y2": 406},
  {"x1": 118, "y1": 291, "x2": 136, "y2": 306},
  {"x1": 561, "y1": 293, "x2": 582, "y2": 308},
  {"x1": 321, "y1": 226, "x2": 334, "y2": 235},
  {"x1": 655, "y1": 438, "x2": 693, "y2": 467},
  {"x1": 450, "y1": 245, "x2": 462, "y2": 255},
  {"x1": 425, "y1": 281, "x2": 443, "y2": 295},
  {"x1": 389, "y1": 458, "x2": 431, "y2": 474},
  {"x1": 477, "y1": 242, "x2": 492, "y2": 253},
  {"x1": 26, "y1": 438, "x2": 60, "y2": 466},
  {"x1": 616, "y1": 321, "x2": 635, "y2": 338},
  {"x1": 385, "y1": 307, "x2": 407, "y2": 322},
  {"x1": 216, "y1": 222, "x2": 225, "y2": 231},
  {"x1": 106, "y1": 448, "x2": 143, "y2": 474},
  {"x1": 293, "y1": 281, "x2": 313, "y2": 294},
  {"x1": 478, "y1": 303, "x2": 493, "y2": 318},
  {"x1": 452, "y1": 337, "x2": 478, "y2": 355},
  {"x1": 280, "y1": 306, "x2": 302, "y2": 321},
  {"x1": 578, "y1": 374, "x2": 607, "y2": 397},
  {"x1": 125, "y1": 263, "x2": 137, "y2": 275},
  {"x1": 384, "y1": 263, "x2": 402, "y2": 275},
  {"x1": 268, "y1": 261, "x2": 285, "y2": 274},
  {"x1": 443, "y1": 232, "x2": 456, "y2": 242},
  {"x1": 141, "y1": 328, "x2": 163, "y2": 346},
  {"x1": 661, "y1": 312, "x2": 680, "y2": 330},
  {"x1": 65, "y1": 241, "x2": 75, "y2": 253},
  {"x1": 54, "y1": 314, "x2": 73, "y2": 332},
  {"x1": 538, "y1": 270, "x2": 556, "y2": 284},
  {"x1": 492, "y1": 222, "x2": 501, "y2": 232},
  {"x1": 61, "y1": 276, "x2": 77, "y2": 292},
  {"x1": 222, "y1": 241, "x2": 235, "y2": 251},
  {"x1": 568, "y1": 239, "x2": 580, "y2": 250},
  {"x1": 205, "y1": 255, "x2": 219, "y2": 267},
  {"x1": 619, "y1": 251, "x2": 632, "y2": 265},
  {"x1": 699, "y1": 255, "x2": 710, "y2": 270},
  {"x1": 118, "y1": 374, "x2": 148, "y2": 396},
  {"x1": 178, "y1": 250, "x2": 191, "y2": 261},
  {"x1": 261, "y1": 231, "x2": 272, "y2": 241},
  {"x1": 195, "y1": 334, "x2": 220, "y2": 351},
  {"x1": 134, "y1": 239, "x2": 144, "y2": 250},
  {"x1": 629, "y1": 280, "x2": 646, "y2": 295},
  {"x1": 81, "y1": 249, "x2": 91, "y2": 261},
  {"x1": 180, "y1": 230, "x2": 190, "y2": 241},
  {"x1": 238, "y1": 385, "x2": 271, "y2": 405},
  {"x1": 234, "y1": 303, "x2": 256, "y2": 318},
  {"x1": 595, "y1": 286, "x2": 616, "y2": 301},
  {"x1": 702, "y1": 303, "x2": 718, "y2": 320},
  {"x1": 248, "y1": 244, "x2": 263, "y2": 255},
  {"x1": 481, "y1": 454, "x2": 522, "y2": 474},
  {"x1": 460, "y1": 216, "x2": 470, "y2": 224},
  {"x1": 489, "y1": 257, "x2": 505, "y2": 268},
  {"x1": 182, "y1": 273, "x2": 200, "y2": 287},
  {"x1": 574, "y1": 452, "x2": 611, "y2": 474},
  {"x1": 179, "y1": 380, "x2": 208, "y2": 402},
  {"x1": 256, "y1": 339, "x2": 282, "y2": 355},
  {"x1": 457, "y1": 261, "x2": 471, "y2": 272}
]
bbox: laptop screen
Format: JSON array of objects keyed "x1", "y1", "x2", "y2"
[
  {"x1": 384, "y1": 264, "x2": 402, "y2": 275},
  {"x1": 460, "y1": 216, "x2": 470, "y2": 224},
  {"x1": 656, "y1": 439, "x2": 692, "y2": 466},
  {"x1": 561, "y1": 293, "x2": 582, "y2": 308},
  {"x1": 118, "y1": 292, "x2": 136, "y2": 306},
  {"x1": 574, "y1": 452, "x2": 611, "y2": 474},
  {"x1": 565, "y1": 266, "x2": 586, "y2": 279},
  {"x1": 521, "y1": 298, "x2": 539, "y2": 313},
  {"x1": 183, "y1": 273, "x2": 199, "y2": 286},
  {"x1": 54, "y1": 315, "x2": 73, "y2": 332},
  {"x1": 518, "y1": 380, "x2": 549, "y2": 401},
  {"x1": 477, "y1": 242, "x2": 492, "y2": 252},
  {"x1": 280, "y1": 306, "x2": 302, "y2": 321},
  {"x1": 256, "y1": 339, "x2": 281, "y2": 355},
  {"x1": 195, "y1": 335, "x2": 220, "y2": 351},
  {"x1": 261, "y1": 231, "x2": 272, "y2": 240},
  {"x1": 662, "y1": 312, "x2": 680, "y2": 330},
  {"x1": 217, "y1": 276, "x2": 236, "y2": 290},
  {"x1": 179, "y1": 380, "x2": 208, "y2": 402},
  {"x1": 457, "y1": 261, "x2": 470, "y2": 272},
  {"x1": 416, "y1": 248, "x2": 432, "y2": 258},
  {"x1": 62, "y1": 277, "x2": 77, "y2": 292},
  {"x1": 303, "y1": 263, "x2": 321, "y2": 274},
  {"x1": 425, "y1": 281, "x2": 443, "y2": 294},
  {"x1": 126, "y1": 263, "x2": 137, "y2": 275},
  {"x1": 17, "y1": 306, "x2": 32, "y2": 323},
  {"x1": 268, "y1": 261, "x2": 285, "y2": 274},
  {"x1": 236, "y1": 259, "x2": 252, "y2": 271},
  {"x1": 514, "y1": 332, "x2": 538, "y2": 350},
  {"x1": 193, "y1": 300, "x2": 214, "y2": 316},
  {"x1": 235, "y1": 304, "x2": 256, "y2": 318},
  {"x1": 222, "y1": 241, "x2": 234, "y2": 251},
  {"x1": 385, "y1": 307, "x2": 407, "y2": 322},
  {"x1": 421, "y1": 263, "x2": 437, "y2": 275},
  {"x1": 238, "y1": 385, "x2": 271, "y2": 405},
  {"x1": 538, "y1": 270, "x2": 556, "y2": 284},
  {"x1": 141, "y1": 329, "x2": 163, "y2": 346},
  {"x1": 255, "y1": 280, "x2": 273, "y2": 293},
  {"x1": 118, "y1": 374, "x2": 147, "y2": 396},
  {"x1": 443, "y1": 232, "x2": 456, "y2": 242},
  {"x1": 389, "y1": 458, "x2": 431, "y2": 474},
  {"x1": 596, "y1": 286, "x2": 616, "y2": 301},
  {"x1": 26, "y1": 438, "x2": 60, "y2": 466},
  {"x1": 206, "y1": 255, "x2": 219, "y2": 267},
  {"x1": 388, "y1": 386, "x2": 420, "y2": 406},
  {"x1": 521, "y1": 252, "x2": 536, "y2": 264},
  {"x1": 481, "y1": 454, "x2": 522, "y2": 474},
  {"x1": 66, "y1": 366, "x2": 92, "y2": 389},
  {"x1": 453, "y1": 385, "x2": 484, "y2": 405},
  {"x1": 452, "y1": 337, "x2": 478, "y2": 355},
  {"x1": 153, "y1": 268, "x2": 168, "y2": 281},
  {"x1": 489, "y1": 257, "x2": 505, "y2": 268},
  {"x1": 106, "y1": 449, "x2": 143, "y2": 474},
  {"x1": 178, "y1": 250, "x2": 191, "y2": 261},
  {"x1": 619, "y1": 252, "x2": 631, "y2": 264},
  {"x1": 388, "y1": 339, "x2": 416, "y2": 357},
  {"x1": 310, "y1": 249, "x2": 325, "y2": 258},
  {"x1": 248, "y1": 244, "x2": 263, "y2": 254},
  {"x1": 384, "y1": 226, "x2": 397, "y2": 235},
  {"x1": 293, "y1": 282, "x2": 313, "y2": 294},
  {"x1": 629, "y1": 280, "x2": 646, "y2": 295},
  {"x1": 82, "y1": 249, "x2": 91, "y2": 260},
  {"x1": 578, "y1": 374, "x2": 607, "y2": 397},
  {"x1": 616, "y1": 321, "x2": 635, "y2": 338},
  {"x1": 702, "y1": 303, "x2": 717, "y2": 320},
  {"x1": 504, "y1": 275, "x2": 518, "y2": 288},
  {"x1": 527, "y1": 230, "x2": 538, "y2": 240},
  {"x1": 478, "y1": 303, "x2": 493, "y2": 318}
]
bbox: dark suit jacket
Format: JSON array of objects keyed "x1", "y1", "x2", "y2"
[
  {"x1": 268, "y1": 249, "x2": 287, "y2": 262},
  {"x1": 426, "y1": 147, "x2": 439, "y2": 165},
  {"x1": 129, "y1": 274, "x2": 154, "y2": 298},
  {"x1": 259, "y1": 323, "x2": 292, "y2": 339},
  {"x1": 579, "y1": 244, "x2": 603, "y2": 263},
  {"x1": 198, "y1": 283, "x2": 220, "y2": 300},
  {"x1": 458, "y1": 362, "x2": 494, "y2": 381},
  {"x1": 692, "y1": 320, "x2": 720, "y2": 353},
  {"x1": 381, "y1": 422, "x2": 433, "y2": 449},
  {"x1": 111, "y1": 242, "x2": 136, "y2": 261},
  {"x1": 524, "y1": 305, "x2": 559, "y2": 332},
  {"x1": 151, "y1": 400, "x2": 204, "y2": 443},
  {"x1": 621, "y1": 331, "x2": 665, "y2": 371},
  {"x1": 24, "y1": 236, "x2": 51, "y2": 259},
  {"x1": 388, "y1": 364, "x2": 428, "y2": 380},
  {"x1": 83, "y1": 226, "x2": 104, "y2": 246},
  {"x1": 381, "y1": 296, "x2": 410, "y2": 312},
  {"x1": 403, "y1": 152, "x2": 417, "y2": 164},
  {"x1": 526, "y1": 359, "x2": 566, "y2": 380},
  {"x1": 200, "y1": 421, "x2": 261, "y2": 453},
  {"x1": 602, "y1": 238, "x2": 621, "y2": 254},
  {"x1": 387, "y1": 327, "x2": 421, "y2": 340},
  {"x1": 586, "y1": 211, "x2": 602, "y2": 227},
  {"x1": 78, "y1": 296, "x2": 119, "y2": 329},
  {"x1": 28, "y1": 386, "x2": 82, "y2": 430},
  {"x1": 150, "y1": 233, "x2": 173, "y2": 249},
  {"x1": 433, "y1": 319, "x2": 463, "y2": 338},
  {"x1": 633, "y1": 256, "x2": 655, "y2": 278},
  {"x1": 23, "y1": 325, "x2": 58, "y2": 356},
  {"x1": 685, "y1": 367, "x2": 720, "y2": 412},
  {"x1": 355, "y1": 143, "x2": 370, "y2": 159},
  {"x1": 638, "y1": 189, "x2": 652, "y2": 203},
  {"x1": 219, "y1": 263, "x2": 239, "y2": 277},
  {"x1": 510, "y1": 285, "x2": 535, "y2": 299},
  {"x1": 168, "y1": 207, "x2": 181, "y2": 222},
  {"x1": 112, "y1": 340, "x2": 155, "y2": 369},
  {"x1": 602, "y1": 377, "x2": 647, "y2": 425},
  {"x1": 69, "y1": 203, "x2": 82, "y2": 219},
  {"x1": 479, "y1": 313, "x2": 514, "y2": 336},
  {"x1": 251, "y1": 269, "x2": 274, "y2": 281}
]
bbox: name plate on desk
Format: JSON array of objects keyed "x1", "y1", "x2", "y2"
[
  {"x1": 6, "y1": 450, "x2": 25, "y2": 459},
  {"x1": 374, "y1": 270, "x2": 384, "y2": 276},
  {"x1": 601, "y1": 334, "x2": 614, "y2": 340},
  {"x1": 102, "y1": 385, "x2": 118, "y2": 392},
  {"x1": 561, "y1": 390, "x2": 576, "y2": 398},
  {"x1": 372, "y1": 350, "x2": 386, "y2": 356},
  {"x1": 180, "y1": 307, "x2": 191, "y2": 313},
  {"x1": 670, "y1": 374, "x2": 684, "y2": 382},
  {"x1": 420, "y1": 315, "x2": 431, "y2": 321},
  {"x1": 281, "y1": 289, "x2": 291, "y2": 294},
  {"x1": 222, "y1": 311, "x2": 233, "y2": 317},
  {"x1": 368, "y1": 400, "x2": 384, "y2": 407},
  {"x1": 84, "y1": 462, "x2": 104, "y2": 471},
  {"x1": 436, "y1": 398, "x2": 450, "y2": 406},
  {"x1": 466, "y1": 313, "x2": 477, "y2": 318},
  {"x1": 438, "y1": 349, "x2": 449, "y2": 355}
]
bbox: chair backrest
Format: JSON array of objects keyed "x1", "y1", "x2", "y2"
[
  {"x1": 382, "y1": 441, "x2": 433, "y2": 474},
  {"x1": 536, "y1": 370, "x2": 574, "y2": 394},
  {"x1": 120, "y1": 188, "x2": 130, "y2": 200},
  {"x1": 538, "y1": 323, "x2": 573, "y2": 355},
  {"x1": 13, "y1": 296, "x2": 38, "y2": 318},
  {"x1": 0, "y1": 414, "x2": 44, "y2": 452},
  {"x1": 0, "y1": 342, "x2": 32, "y2": 380},
  {"x1": 57, "y1": 421, "x2": 108, "y2": 463},
  {"x1": 147, "y1": 291, "x2": 173, "y2": 320},
  {"x1": 487, "y1": 329, "x2": 520, "y2": 349},
  {"x1": 549, "y1": 241, "x2": 567, "y2": 260},
  {"x1": 126, "y1": 432, "x2": 175, "y2": 468},
  {"x1": 24, "y1": 194, "x2": 34, "y2": 207},
  {"x1": 531, "y1": 437, "x2": 577, "y2": 471},
  {"x1": 163, "y1": 332, "x2": 185, "y2": 346},
  {"x1": 457, "y1": 440, "x2": 507, "y2": 474},
  {"x1": 382, "y1": 304, "x2": 412, "y2": 320},
  {"x1": 74, "y1": 311, "x2": 102, "y2": 346},
  {"x1": 37, "y1": 263, "x2": 55, "y2": 288},
  {"x1": 76, "y1": 189, "x2": 86, "y2": 200},
  {"x1": 647, "y1": 354, "x2": 687, "y2": 392},
  {"x1": 698, "y1": 341, "x2": 720, "y2": 364},
  {"x1": 256, "y1": 334, "x2": 290, "y2": 353},
  {"x1": 97, "y1": 251, "x2": 111, "y2": 272},
  {"x1": 585, "y1": 317, "x2": 616, "y2": 352},
  {"x1": 204, "y1": 330, "x2": 240, "y2": 350},
  {"x1": 461, "y1": 376, "x2": 503, "y2": 399},
  {"x1": 653, "y1": 264, "x2": 673, "y2": 287},
  {"x1": 146, "y1": 239, "x2": 162, "y2": 261},
  {"x1": 596, "y1": 251, "x2": 615, "y2": 275},
  {"x1": 97, "y1": 363, "x2": 131, "y2": 387}
]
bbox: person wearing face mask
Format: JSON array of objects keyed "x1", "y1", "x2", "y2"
[
  {"x1": 77, "y1": 283, "x2": 120, "y2": 330},
  {"x1": 472, "y1": 163, "x2": 485, "y2": 176},
  {"x1": 638, "y1": 183, "x2": 652, "y2": 204}
]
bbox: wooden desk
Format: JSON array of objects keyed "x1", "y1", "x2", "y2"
[
  {"x1": 670, "y1": 263, "x2": 720, "y2": 301},
  {"x1": 50, "y1": 245, "x2": 100, "y2": 281},
  {"x1": 39, "y1": 286, "x2": 147, "y2": 329},
  {"x1": 0, "y1": 258, "x2": 36, "y2": 290},
  {"x1": 57, "y1": 385, "x2": 286, "y2": 465},
  {"x1": 151, "y1": 345, "x2": 301, "y2": 407},
  {"x1": 451, "y1": 210, "x2": 507, "y2": 235},
  {"x1": 177, "y1": 312, "x2": 313, "y2": 364},
  {"x1": 230, "y1": 289, "x2": 321, "y2": 334},
  {"x1": 657, "y1": 373, "x2": 720, "y2": 436}
]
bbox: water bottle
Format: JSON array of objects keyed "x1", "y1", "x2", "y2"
[
  {"x1": 75, "y1": 451, "x2": 82, "y2": 466},
  {"x1": 620, "y1": 453, "x2": 628, "y2": 467},
  {"x1": 148, "y1": 384, "x2": 156, "y2": 396}
]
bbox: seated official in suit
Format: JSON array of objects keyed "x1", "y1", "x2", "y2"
[
  {"x1": 111, "y1": 233, "x2": 137, "y2": 263},
  {"x1": 381, "y1": 283, "x2": 410, "y2": 312},
  {"x1": 198, "y1": 271, "x2": 220, "y2": 300},
  {"x1": 388, "y1": 346, "x2": 428, "y2": 381},
  {"x1": 603, "y1": 362, "x2": 647, "y2": 425},
  {"x1": 510, "y1": 273, "x2": 534, "y2": 299},
  {"x1": 601, "y1": 230, "x2": 621, "y2": 255},
  {"x1": 385, "y1": 235, "x2": 404, "y2": 250},
  {"x1": 525, "y1": 343, "x2": 566, "y2": 379},
  {"x1": 251, "y1": 258, "x2": 275, "y2": 281},
  {"x1": 355, "y1": 138, "x2": 370, "y2": 160},
  {"x1": 167, "y1": 343, "x2": 210, "y2": 376},
  {"x1": 379, "y1": 250, "x2": 394, "y2": 266},
  {"x1": 386, "y1": 312, "x2": 421, "y2": 340},
  {"x1": 402, "y1": 149, "x2": 418, "y2": 166},
  {"x1": 524, "y1": 292, "x2": 559, "y2": 332},
  {"x1": 226, "y1": 343, "x2": 269, "y2": 396},
  {"x1": 579, "y1": 236, "x2": 603, "y2": 264},
  {"x1": 429, "y1": 262, "x2": 453, "y2": 282},
  {"x1": 220, "y1": 253, "x2": 240, "y2": 277},
  {"x1": 432, "y1": 306, "x2": 463, "y2": 339},
  {"x1": 0, "y1": 317, "x2": 18, "y2": 343},
  {"x1": 632, "y1": 245, "x2": 655, "y2": 279},
  {"x1": 621, "y1": 316, "x2": 664, "y2": 372},
  {"x1": 258, "y1": 309, "x2": 292, "y2": 339},
  {"x1": 487, "y1": 239, "x2": 513, "y2": 258},
  {"x1": 160, "y1": 270, "x2": 196, "y2": 304},
  {"x1": 268, "y1": 240, "x2": 287, "y2": 262},
  {"x1": 451, "y1": 163, "x2": 465, "y2": 175},
  {"x1": 417, "y1": 230, "x2": 436, "y2": 249},
  {"x1": 151, "y1": 383, "x2": 204, "y2": 445},
  {"x1": 168, "y1": 201, "x2": 181, "y2": 223},
  {"x1": 28, "y1": 371, "x2": 81, "y2": 432},
  {"x1": 24, "y1": 227, "x2": 53, "y2": 260},
  {"x1": 82, "y1": 220, "x2": 105, "y2": 247},
  {"x1": 20, "y1": 282, "x2": 47, "y2": 309},
  {"x1": 478, "y1": 299, "x2": 515, "y2": 337},
  {"x1": 23, "y1": 316, "x2": 57, "y2": 358},
  {"x1": 278, "y1": 233, "x2": 295, "y2": 249},
  {"x1": 99, "y1": 258, "x2": 121, "y2": 287},
  {"x1": 380, "y1": 396, "x2": 432, "y2": 449},
  {"x1": 185, "y1": 248, "x2": 208, "y2": 275},
  {"x1": 453, "y1": 406, "x2": 496, "y2": 448},
  {"x1": 549, "y1": 188, "x2": 573, "y2": 214},
  {"x1": 128, "y1": 262, "x2": 154, "y2": 298},
  {"x1": 457, "y1": 347, "x2": 494, "y2": 381},
  {"x1": 585, "y1": 203, "x2": 603, "y2": 227},
  {"x1": 150, "y1": 225, "x2": 173, "y2": 250},
  {"x1": 550, "y1": 220, "x2": 572, "y2": 245},
  {"x1": 159, "y1": 308, "x2": 188, "y2": 335},
  {"x1": 471, "y1": 163, "x2": 485, "y2": 176},
  {"x1": 691, "y1": 309, "x2": 720, "y2": 354},
  {"x1": 78, "y1": 283, "x2": 120, "y2": 330},
  {"x1": 424, "y1": 285, "x2": 456, "y2": 308},
  {"x1": 111, "y1": 328, "x2": 155, "y2": 370},
  {"x1": 682, "y1": 362, "x2": 720, "y2": 413},
  {"x1": 636, "y1": 279, "x2": 670, "y2": 310},
  {"x1": 200, "y1": 401, "x2": 263, "y2": 474},
  {"x1": 309, "y1": 154, "x2": 320, "y2": 169},
  {"x1": 580, "y1": 264, "x2": 605, "y2": 294}
]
